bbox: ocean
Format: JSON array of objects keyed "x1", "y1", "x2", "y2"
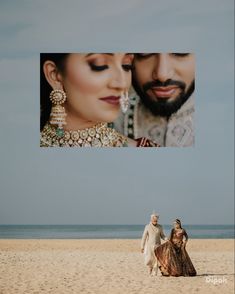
[{"x1": 0, "y1": 225, "x2": 234, "y2": 239}]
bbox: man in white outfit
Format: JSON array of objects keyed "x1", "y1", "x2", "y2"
[
  {"x1": 141, "y1": 214, "x2": 168, "y2": 275},
  {"x1": 114, "y1": 53, "x2": 195, "y2": 147}
]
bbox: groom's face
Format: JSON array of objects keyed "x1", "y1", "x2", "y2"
[
  {"x1": 132, "y1": 53, "x2": 195, "y2": 117},
  {"x1": 151, "y1": 217, "x2": 158, "y2": 225}
]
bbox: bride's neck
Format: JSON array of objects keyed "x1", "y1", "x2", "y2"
[{"x1": 64, "y1": 108, "x2": 101, "y2": 131}]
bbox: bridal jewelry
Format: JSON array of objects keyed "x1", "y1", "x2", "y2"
[
  {"x1": 123, "y1": 93, "x2": 139, "y2": 139},
  {"x1": 49, "y1": 89, "x2": 67, "y2": 138},
  {"x1": 40, "y1": 122, "x2": 128, "y2": 147},
  {"x1": 120, "y1": 90, "x2": 129, "y2": 113}
]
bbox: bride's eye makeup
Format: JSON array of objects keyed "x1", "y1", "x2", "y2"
[
  {"x1": 87, "y1": 54, "x2": 108, "y2": 72},
  {"x1": 89, "y1": 63, "x2": 108, "y2": 71},
  {"x1": 90, "y1": 63, "x2": 133, "y2": 72},
  {"x1": 87, "y1": 54, "x2": 134, "y2": 72}
]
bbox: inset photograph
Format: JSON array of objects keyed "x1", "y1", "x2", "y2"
[{"x1": 40, "y1": 53, "x2": 195, "y2": 147}]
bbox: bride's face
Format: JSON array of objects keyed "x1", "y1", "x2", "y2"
[
  {"x1": 173, "y1": 222, "x2": 180, "y2": 229},
  {"x1": 61, "y1": 53, "x2": 134, "y2": 124}
]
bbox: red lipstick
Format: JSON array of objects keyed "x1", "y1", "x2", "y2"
[{"x1": 99, "y1": 96, "x2": 120, "y2": 105}]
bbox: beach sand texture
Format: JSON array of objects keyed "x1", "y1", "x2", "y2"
[{"x1": 0, "y1": 239, "x2": 234, "y2": 294}]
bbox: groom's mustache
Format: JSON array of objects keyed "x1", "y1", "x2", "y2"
[{"x1": 143, "y1": 79, "x2": 186, "y2": 93}]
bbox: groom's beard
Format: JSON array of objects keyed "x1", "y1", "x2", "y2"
[{"x1": 132, "y1": 76, "x2": 195, "y2": 117}]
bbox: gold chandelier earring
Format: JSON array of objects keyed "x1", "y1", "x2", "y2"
[
  {"x1": 49, "y1": 89, "x2": 67, "y2": 138},
  {"x1": 120, "y1": 90, "x2": 129, "y2": 113}
]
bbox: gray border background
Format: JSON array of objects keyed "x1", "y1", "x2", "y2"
[{"x1": 0, "y1": 0, "x2": 234, "y2": 225}]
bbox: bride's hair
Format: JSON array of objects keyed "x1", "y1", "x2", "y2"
[{"x1": 175, "y1": 219, "x2": 182, "y2": 228}]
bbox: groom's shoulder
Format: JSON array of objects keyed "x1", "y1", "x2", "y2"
[{"x1": 144, "y1": 224, "x2": 150, "y2": 229}]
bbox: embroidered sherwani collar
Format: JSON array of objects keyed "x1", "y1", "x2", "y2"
[{"x1": 122, "y1": 89, "x2": 194, "y2": 147}]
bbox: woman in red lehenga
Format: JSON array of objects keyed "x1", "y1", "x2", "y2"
[{"x1": 155, "y1": 219, "x2": 196, "y2": 277}]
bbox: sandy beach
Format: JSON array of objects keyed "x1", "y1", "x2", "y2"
[{"x1": 0, "y1": 239, "x2": 234, "y2": 294}]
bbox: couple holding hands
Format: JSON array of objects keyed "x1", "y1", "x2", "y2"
[{"x1": 141, "y1": 213, "x2": 196, "y2": 277}]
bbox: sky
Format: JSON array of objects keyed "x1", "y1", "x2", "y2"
[{"x1": 0, "y1": 0, "x2": 234, "y2": 225}]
